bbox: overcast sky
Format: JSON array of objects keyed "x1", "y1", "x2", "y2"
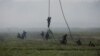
[{"x1": 0, "y1": 0, "x2": 100, "y2": 29}]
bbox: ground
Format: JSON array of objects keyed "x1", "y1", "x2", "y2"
[
  {"x1": 0, "y1": 32, "x2": 100, "y2": 56},
  {"x1": 0, "y1": 39, "x2": 100, "y2": 56}
]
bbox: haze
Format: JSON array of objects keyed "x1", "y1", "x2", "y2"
[{"x1": 0, "y1": 0, "x2": 100, "y2": 30}]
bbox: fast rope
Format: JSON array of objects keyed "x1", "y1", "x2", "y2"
[
  {"x1": 46, "y1": 0, "x2": 57, "y2": 42},
  {"x1": 58, "y1": 0, "x2": 75, "y2": 42},
  {"x1": 48, "y1": 0, "x2": 50, "y2": 17}
]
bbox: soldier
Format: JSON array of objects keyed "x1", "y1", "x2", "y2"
[
  {"x1": 60, "y1": 34, "x2": 67, "y2": 45},
  {"x1": 45, "y1": 32, "x2": 49, "y2": 40},
  {"x1": 41, "y1": 31, "x2": 44, "y2": 39},
  {"x1": 76, "y1": 39, "x2": 82, "y2": 46},
  {"x1": 89, "y1": 41, "x2": 95, "y2": 47},
  {"x1": 41, "y1": 31, "x2": 44, "y2": 37},
  {"x1": 17, "y1": 33, "x2": 21, "y2": 38},
  {"x1": 47, "y1": 17, "x2": 51, "y2": 28},
  {"x1": 22, "y1": 31, "x2": 27, "y2": 39}
]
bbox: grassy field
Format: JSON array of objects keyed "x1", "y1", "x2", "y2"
[
  {"x1": 0, "y1": 39, "x2": 100, "y2": 56},
  {"x1": 0, "y1": 32, "x2": 100, "y2": 56}
]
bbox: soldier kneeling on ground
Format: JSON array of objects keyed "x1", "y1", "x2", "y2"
[
  {"x1": 60, "y1": 34, "x2": 67, "y2": 45},
  {"x1": 89, "y1": 41, "x2": 95, "y2": 47},
  {"x1": 76, "y1": 39, "x2": 82, "y2": 46}
]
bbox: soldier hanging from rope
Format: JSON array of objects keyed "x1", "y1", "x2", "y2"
[
  {"x1": 60, "y1": 34, "x2": 68, "y2": 45},
  {"x1": 45, "y1": 16, "x2": 52, "y2": 40},
  {"x1": 47, "y1": 17, "x2": 51, "y2": 28}
]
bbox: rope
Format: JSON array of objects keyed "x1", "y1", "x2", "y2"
[
  {"x1": 48, "y1": 0, "x2": 56, "y2": 42},
  {"x1": 48, "y1": 0, "x2": 50, "y2": 17},
  {"x1": 48, "y1": 28, "x2": 57, "y2": 42},
  {"x1": 58, "y1": 0, "x2": 75, "y2": 42}
]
